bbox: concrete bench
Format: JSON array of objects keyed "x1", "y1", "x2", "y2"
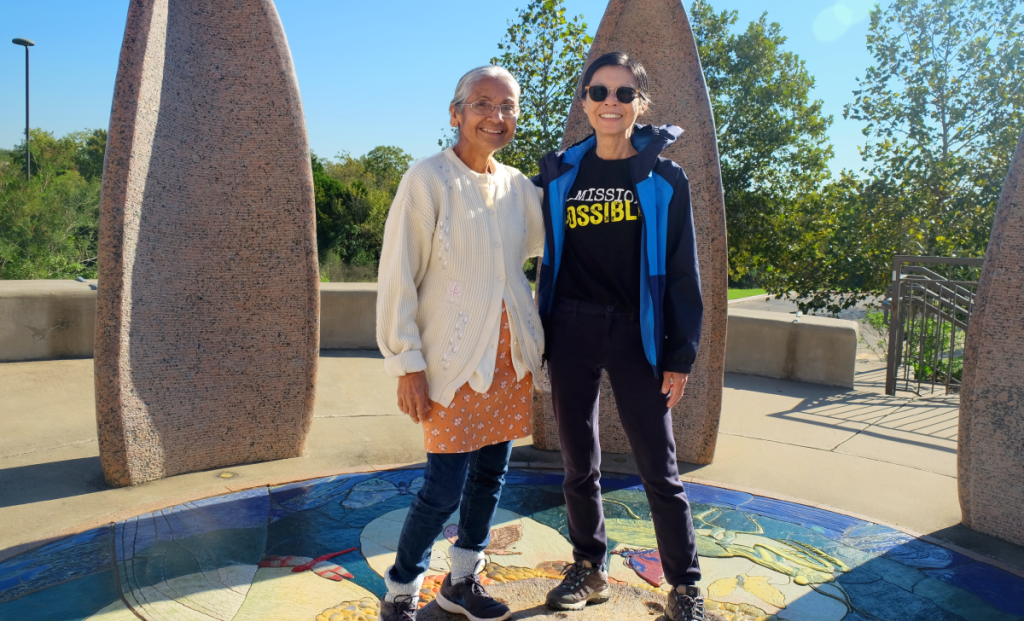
[
  {"x1": 0, "y1": 281, "x2": 380, "y2": 362},
  {"x1": 725, "y1": 308, "x2": 858, "y2": 388},
  {"x1": 1, "y1": 282, "x2": 858, "y2": 389}
]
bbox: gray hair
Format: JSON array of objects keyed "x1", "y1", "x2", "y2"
[{"x1": 450, "y1": 66, "x2": 521, "y2": 107}]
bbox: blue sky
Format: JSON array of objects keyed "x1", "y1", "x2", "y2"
[{"x1": 1, "y1": 0, "x2": 878, "y2": 175}]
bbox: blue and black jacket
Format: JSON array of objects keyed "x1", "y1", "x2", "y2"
[{"x1": 533, "y1": 123, "x2": 703, "y2": 375}]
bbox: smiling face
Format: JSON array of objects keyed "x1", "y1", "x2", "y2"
[
  {"x1": 583, "y1": 65, "x2": 648, "y2": 140},
  {"x1": 450, "y1": 76, "x2": 517, "y2": 157}
]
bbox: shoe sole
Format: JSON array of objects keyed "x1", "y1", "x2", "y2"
[
  {"x1": 545, "y1": 587, "x2": 612, "y2": 611},
  {"x1": 435, "y1": 592, "x2": 511, "y2": 621}
]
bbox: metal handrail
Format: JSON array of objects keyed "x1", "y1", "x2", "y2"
[{"x1": 884, "y1": 256, "x2": 982, "y2": 396}]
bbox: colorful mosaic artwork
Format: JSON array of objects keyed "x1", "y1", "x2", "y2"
[{"x1": 1, "y1": 468, "x2": 1022, "y2": 620}]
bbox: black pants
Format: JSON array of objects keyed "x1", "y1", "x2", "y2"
[{"x1": 547, "y1": 298, "x2": 701, "y2": 586}]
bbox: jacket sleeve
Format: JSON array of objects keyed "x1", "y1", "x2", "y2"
[
  {"x1": 375, "y1": 168, "x2": 436, "y2": 377},
  {"x1": 662, "y1": 170, "x2": 703, "y2": 374}
]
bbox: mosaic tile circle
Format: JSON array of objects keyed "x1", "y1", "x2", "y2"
[{"x1": 1, "y1": 468, "x2": 1022, "y2": 620}]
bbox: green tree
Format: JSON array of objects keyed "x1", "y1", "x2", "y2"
[
  {"x1": 484, "y1": 0, "x2": 591, "y2": 177},
  {"x1": 690, "y1": 0, "x2": 834, "y2": 283},
  {"x1": 845, "y1": 0, "x2": 1023, "y2": 259},
  {"x1": 765, "y1": 0, "x2": 1024, "y2": 313},
  {"x1": 312, "y1": 146, "x2": 412, "y2": 277},
  {"x1": 0, "y1": 129, "x2": 102, "y2": 279},
  {"x1": 75, "y1": 129, "x2": 108, "y2": 181}
]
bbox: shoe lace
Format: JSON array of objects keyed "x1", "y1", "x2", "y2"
[
  {"x1": 672, "y1": 591, "x2": 704, "y2": 621},
  {"x1": 388, "y1": 594, "x2": 417, "y2": 618},
  {"x1": 559, "y1": 561, "x2": 591, "y2": 587},
  {"x1": 464, "y1": 572, "x2": 489, "y2": 598}
]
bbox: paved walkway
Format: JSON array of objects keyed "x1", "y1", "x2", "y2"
[{"x1": 2, "y1": 298, "x2": 1024, "y2": 620}]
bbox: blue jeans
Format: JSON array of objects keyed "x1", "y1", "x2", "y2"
[{"x1": 388, "y1": 441, "x2": 514, "y2": 584}]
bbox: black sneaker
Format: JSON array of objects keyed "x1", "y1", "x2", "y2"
[
  {"x1": 545, "y1": 560, "x2": 611, "y2": 611},
  {"x1": 665, "y1": 585, "x2": 705, "y2": 621},
  {"x1": 435, "y1": 572, "x2": 511, "y2": 621},
  {"x1": 378, "y1": 594, "x2": 417, "y2": 621}
]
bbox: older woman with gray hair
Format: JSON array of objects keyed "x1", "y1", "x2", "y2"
[{"x1": 374, "y1": 65, "x2": 545, "y2": 621}]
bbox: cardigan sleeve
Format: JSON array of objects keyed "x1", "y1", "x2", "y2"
[
  {"x1": 524, "y1": 177, "x2": 546, "y2": 259},
  {"x1": 376, "y1": 167, "x2": 437, "y2": 377}
]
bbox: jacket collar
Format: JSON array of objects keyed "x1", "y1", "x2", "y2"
[{"x1": 556, "y1": 123, "x2": 683, "y2": 179}]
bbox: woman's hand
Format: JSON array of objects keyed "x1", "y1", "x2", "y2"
[
  {"x1": 661, "y1": 372, "x2": 690, "y2": 409},
  {"x1": 397, "y1": 371, "x2": 432, "y2": 423}
]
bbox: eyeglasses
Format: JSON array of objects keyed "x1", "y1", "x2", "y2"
[
  {"x1": 585, "y1": 85, "x2": 642, "y2": 104},
  {"x1": 458, "y1": 100, "x2": 520, "y2": 118}
]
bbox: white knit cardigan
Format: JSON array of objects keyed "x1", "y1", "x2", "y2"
[{"x1": 376, "y1": 148, "x2": 546, "y2": 408}]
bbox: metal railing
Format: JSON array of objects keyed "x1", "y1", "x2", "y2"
[{"x1": 883, "y1": 256, "x2": 984, "y2": 396}]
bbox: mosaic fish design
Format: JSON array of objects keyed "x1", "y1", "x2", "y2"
[
  {"x1": 442, "y1": 523, "x2": 524, "y2": 555},
  {"x1": 342, "y1": 478, "x2": 423, "y2": 509},
  {"x1": 613, "y1": 548, "x2": 664, "y2": 587},
  {"x1": 258, "y1": 548, "x2": 358, "y2": 582}
]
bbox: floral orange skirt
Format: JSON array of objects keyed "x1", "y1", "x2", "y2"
[{"x1": 423, "y1": 307, "x2": 533, "y2": 454}]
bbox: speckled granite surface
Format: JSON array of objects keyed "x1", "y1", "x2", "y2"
[
  {"x1": 959, "y1": 130, "x2": 1024, "y2": 546},
  {"x1": 94, "y1": 0, "x2": 319, "y2": 487},
  {"x1": 533, "y1": 0, "x2": 728, "y2": 465}
]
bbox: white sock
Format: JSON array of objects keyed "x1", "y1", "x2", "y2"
[
  {"x1": 384, "y1": 565, "x2": 424, "y2": 605},
  {"x1": 449, "y1": 545, "x2": 486, "y2": 583}
]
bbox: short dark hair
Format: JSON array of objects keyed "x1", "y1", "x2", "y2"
[{"x1": 578, "y1": 52, "x2": 651, "y2": 102}]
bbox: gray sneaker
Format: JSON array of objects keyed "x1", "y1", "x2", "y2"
[
  {"x1": 378, "y1": 594, "x2": 417, "y2": 621},
  {"x1": 665, "y1": 585, "x2": 705, "y2": 621},
  {"x1": 545, "y1": 560, "x2": 611, "y2": 611}
]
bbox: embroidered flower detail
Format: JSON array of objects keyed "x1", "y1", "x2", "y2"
[
  {"x1": 464, "y1": 394, "x2": 471, "y2": 402},
  {"x1": 478, "y1": 423, "x2": 485, "y2": 430},
  {"x1": 438, "y1": 412, "x2": 446, "y2": 419},
  {"x1": 431, "y1": 428, "x2": 440, "y2": 436},
  {"x1": 449, "y1": 402, "x2": 457, "y2": 409},
  {"x1": 438, "y1": 443, "x2": 447, "y2": 451},
  {"x1": 500, "y1": 381, "x2": 508, "y2": 389},
  {"x1": 514, "y1": 413, "x2": 522, "y2": 421},
  {"x1": 454, "y1": 417, "x2": 462, "y2": 425},
  {"x1": 520, "y1": 396, "x2": 528, "y2": 404},
  {"x1": 499, "y1": 352, "x2": 507, "y2": 360}
]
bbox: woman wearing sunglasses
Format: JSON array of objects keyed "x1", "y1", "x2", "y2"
[
  {"x1": 375, "y1": 65, "x2": 545, "y2": 621},
  {"x1": 533, "y1": 52, "x2": 706, "y2": 620}
]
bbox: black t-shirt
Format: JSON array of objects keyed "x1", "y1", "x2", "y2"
[{"x1": 556, "y1": 150, "x2": 643, "y2": 312}]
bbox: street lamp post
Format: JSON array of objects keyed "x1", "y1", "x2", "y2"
[{"x1": 12, "y1": 38, "x2": 35, "y2": 181}]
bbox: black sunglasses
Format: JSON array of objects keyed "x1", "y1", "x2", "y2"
[{"x1": 585, "y1": 85, "x2": 642, "y2": 104}]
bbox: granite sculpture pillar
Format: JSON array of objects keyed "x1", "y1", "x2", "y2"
[
  {"x1": 958, "y1": 129, "x2": 1024, "y2": 545},
  {"x1": 531, "y1": 0, "x2": 728, "y2": 464},
  {"x1": 95, "y1": 0, "x2": 319, "y2": 487}
]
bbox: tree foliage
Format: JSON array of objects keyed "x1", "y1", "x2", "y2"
[
  {"x1": 846, "y1": 0, "x2": 1023, "y2": 258},
  {"x1": 690, "y1": 0, "x2": 834, "y2": 283},
  {"x1": 766, "y1": 0, "x2": 1024, "y2": 313},
  {"x1": 488, "y1": 0, "x2": 592, "y2": 177},
  {"x1": 312, "y1": 147, "x2": 412, "y2": 275},
  {"x1": 0, "y1": 129, "x2": 104, "y2": 280}
]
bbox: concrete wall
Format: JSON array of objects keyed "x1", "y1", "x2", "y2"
[
  {"x1": 320, "y1": 283, "x2": 378, "y2": 349},
  {"x1": 0, "y1": 281, "x2": 378, "y2": 362},
  {"x1": 0, "y1": 280, "x2": 98, "y2": 362},
  {"x1": 2, "y1": 283, "x2": 859, "y2": 388},
  {"x1": 725, "y1": 309, "x2": 859, "y2": 388}
]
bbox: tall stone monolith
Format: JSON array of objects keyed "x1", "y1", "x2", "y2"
[
  {"x1": 958, "y1": 129, "x2": 1024, "y2": 545},
  {"x1": 95, "y1": 0, "x2": 319, "y2": 487},
  {"x1": 531, "y1": 0, "x2": 728, "y2": 465}
]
